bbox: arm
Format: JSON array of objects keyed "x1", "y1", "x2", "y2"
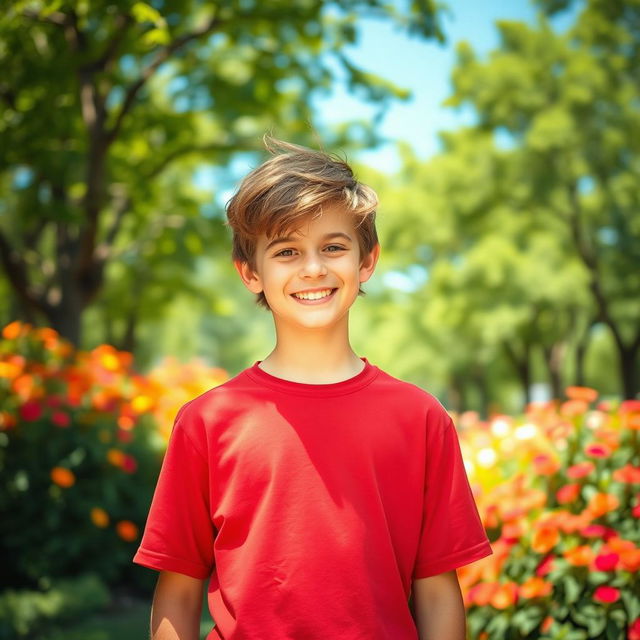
[
  {"x1": 412, "y1": 570, "x2": 466, "y2": 640},
  {"x1": 150, "y1": 571, "x2": 205, "y2": 640}
]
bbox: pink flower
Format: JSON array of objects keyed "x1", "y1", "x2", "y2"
[
  {"x1": 20, "y1": 401, "x2": 42, "y2": 421},
  {"x1": 593, "y1": 585, "x2": 620, "y2": 603},
  {"x1": 51, "y1": 411, "x2": 70, "y2": 427},
  {"x1": 594, "y1": 552, "x2": 619, "y2": 571},
  {"x1": 585, "y1": 442, "x2": 612, "y2": 458},
  {"x1": 580, "y1": 524, "x2": 616, "y2": 540}
]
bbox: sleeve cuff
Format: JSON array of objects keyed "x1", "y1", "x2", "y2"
[
  {"x1": 133, "y1": 547, "x2": 213, "y2": 580},
  {"x1": 412, "y1": 539, "x2": 493, "y2": 579}
]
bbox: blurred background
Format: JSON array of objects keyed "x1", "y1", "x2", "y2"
[{"x1": 1, "y1": 0, "x2": 639, "y2": 638}]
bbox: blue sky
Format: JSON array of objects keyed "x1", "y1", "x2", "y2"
[
  {"x1": 313, "y1": 0, "x2": 575, "y2": 172},
  {"x1": 203, "y1": 0, "x2": 577, "y2": 202}
]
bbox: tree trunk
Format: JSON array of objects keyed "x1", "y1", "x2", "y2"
[
  {"x1": 620, "y1": 345, "x2": 640, "y2": 400},
  {"x1": 542, "y1": 341, "x2": 565, "y2": 401}
]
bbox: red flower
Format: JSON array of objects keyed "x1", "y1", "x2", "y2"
[
  {"x1": 620, "y1": 400, "x2": 640, "y2": 413},
  {"x1": 593, "y1": 585, "x2": 620, "y2": 603},
  {"x1": 594, "y1": 552, "x2": 619, "y2": 571},
  {"x1": 556, "y1": 483, "x2": 580, "y2": 504},
  {"x1": 121, "y1": 455, "x2": 138, "y2": 474},
  {"x1": 20, "y1": 401, "x2": 42, "y2": 421},
  {"x1": 567, "y1": 461, "x2": 594, "y2": 479},
  {"x1": 535, "y1": 554, "x2": 555, "y2": 577},
  {"x1": 629, "y1": 618, "x2": 640, "y2": 640},
  {"x1": 51, "y1": 411, "x2": 70, "y2": 427}
]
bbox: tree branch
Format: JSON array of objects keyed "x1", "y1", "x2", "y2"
[
  {"x1": 566, "y1": 182, "x2": 625, "y2": 352},
  {"x1": 144, "y1": 140, "x2": 258, "y2": 180},
  {"x1": 0, "y1": 228, "x2": 52, "y2": 317},
  {"x1": 107, "y1": 14, "x2": 222, "y2": 144}
]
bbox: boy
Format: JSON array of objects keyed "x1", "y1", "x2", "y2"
[{"x1": 133, "y1": 137, "x2": 493, "y2": 640}]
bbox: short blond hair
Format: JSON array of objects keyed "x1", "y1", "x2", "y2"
[{"x1": 225, "y1": 136, "x2": 379, "y2": 309}]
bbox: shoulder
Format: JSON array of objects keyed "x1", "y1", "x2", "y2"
[
  {"x1": 169, "y1": 365, "x2": 261, "y2": 442},
  {"x1": 372, "y1": 366, "x2": 450, "y2": 419}
]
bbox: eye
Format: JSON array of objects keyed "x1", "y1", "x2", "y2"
[
  {"x1": 325, "y1": 245, "x2": 345, "y2": 253},
  {"x1": 274, "y1": 248, "x2": 295, "y2": 257}
]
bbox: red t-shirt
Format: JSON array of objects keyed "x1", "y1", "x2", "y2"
[{"x1": 133, "y1": 358, "x2": 492, "y2": 639}]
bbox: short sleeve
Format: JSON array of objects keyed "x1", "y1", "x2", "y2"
[
  {"x1": 133, "y1": 403, "x2": 216, "y2": 579},
  {"x1": 412, "y1": 407, "x2": 493, "y2": 579}
]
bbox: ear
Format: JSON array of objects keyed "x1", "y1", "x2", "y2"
[
  {"x1": 233, "y1": 260, "x2": 263, "y2": 294},
  {"x1": 359, "y1": 243, "x2": 381, "y2": 284}
]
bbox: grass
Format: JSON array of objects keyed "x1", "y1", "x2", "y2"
[{"x1": 41, "y1": 591, "x2": 214, "y2": 640}]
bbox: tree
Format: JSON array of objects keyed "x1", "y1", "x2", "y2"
[
  {"x1": 445, "y1": 0, "x2": 640, "y2": 398},
  {"x1": 0, "y1": 0, "x2": 444, "y2": 346}
]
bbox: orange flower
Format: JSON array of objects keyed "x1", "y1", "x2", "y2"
[
  {"x1": 561, "y1": 400, "x2": 588, "y2": 416},
  {"x1": 541, "y1": 616, "x2": 554, "y2": 633},
  {"x1": 586, "y1": 492, "x2": 619, "y2": 518},
  {"x1": 490, "y1": 582, "x2": 518, "y2": 609},
  {"x1": 117, "y1": 415, "x2": 135, "y2": 430},
  {"x1": 51, "y1": 467, "x2": 75, "y2": 488},
  {"x1": 560, "y1": 511, "x2": 593, "y2": 533},
  {"x1": 468, "y1": 581, "x2": 499, "y2": 607},
  {"x1": 90, "y1": 507, "x2": 110, "y2": 528},
  {"x1": 2, "y1": 321, "x2": 24, "y2": 340},
  {"x1": 0, "y1": 411, "x2": 17, "y2": 430},
  {"x1": 533, "y1": 454, "x2": 560, "y2": 475},
  {"x1": 607, "y1": 536, "x2": 636, "y2": 554},
  {"x1": 612, "y1": 464, "x2": 640, "y2": 484},
  {"x1": 619, "y1": 548, "x2": 640, "y2": 572},
  {"x1": 531, "y1": 525, "x2": 559, "y2": 554},
  {"x1": 519, "y1": 576, "x2": 553, "y2": 599},
  {"x1": 107, "y1": 448, "x2": 125, "y2": 467},
  {"x1": 556, "y1": 483, "x2": 580, "y2": 504},
  {"x1": 565, "y1": 386, "x2": 598, "y2": 402},
  {"x1": 0, "y1": 360, "x2": 23, "y2": 379},
  {"x1": 564, "y1": 545, "x2": 594, "y2": 566},
  {"x1": 116, "y1": 520, "x2": 139, "y2": 542}
]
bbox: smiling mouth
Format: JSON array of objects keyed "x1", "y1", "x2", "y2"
[{"x1": 291, "y1": 288, "x2": 337, "y2": 301}]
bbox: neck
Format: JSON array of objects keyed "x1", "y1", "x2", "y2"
[{"x1": 258, "y1": 315, "x2": 364, "y2": 384}]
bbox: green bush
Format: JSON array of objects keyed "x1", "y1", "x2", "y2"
[
  {"x1": 0, "y1": 323, "x2": 163, "y2": 590},
  {"x1": 0, "y1": 574, "x2": 110, "y2": 639}
]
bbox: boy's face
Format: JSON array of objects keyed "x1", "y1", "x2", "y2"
[{"x1": 234, "y1": 206, "x2": 380, "y2": 332}]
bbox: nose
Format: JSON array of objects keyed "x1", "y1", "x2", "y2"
[{"x1": 299, "y1": 251, "x2": 327, "y2": 279}]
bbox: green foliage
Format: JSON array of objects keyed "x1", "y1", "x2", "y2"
[
  {"x1": 0, "y1": 0, "x2": 444, "y2": 346},
  {"x1": 0, "y1": 574, "x2": 110, "y2": 639},
  {"x1": 365, "y1": 0, "x2": 640, "y2": 408}
]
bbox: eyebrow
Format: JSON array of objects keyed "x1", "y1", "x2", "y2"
[{"x1": 265, "y1": 232, "x2": 353, "y2": 252}]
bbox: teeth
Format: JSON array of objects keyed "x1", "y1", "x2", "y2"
[{"x1": 293, "y1": 288, "x2": 334, "y2": 300}]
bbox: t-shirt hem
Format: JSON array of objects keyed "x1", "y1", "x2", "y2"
[
  {"x1": 412, "y1": 539, "x2": 493, "y2": 579},
  {"x1": 133, "y1": 547, "x2": 212, "y2": 580}
]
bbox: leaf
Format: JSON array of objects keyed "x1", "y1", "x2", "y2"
[{"x1": 563, "y1": 575, "x2": 581, "y2": 604}]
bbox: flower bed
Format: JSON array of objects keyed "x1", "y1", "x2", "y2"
[{"x1": 455, "y1": 389, "x2": 640, "y2": 639}]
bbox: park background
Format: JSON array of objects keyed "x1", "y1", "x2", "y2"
[{"x1": 1, "y1": 0, "x2": 639, "y2": 638}]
